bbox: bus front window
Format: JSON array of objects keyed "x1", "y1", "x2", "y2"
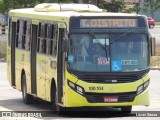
[
  {"x1": 111, "y1": 33, "x2": 149, "y2": 72},
  {"x1": 67, "y1": 33, "x2": 149, "y2": 72},
  {"x1": 68, "y1": 34, "x2": 110, "y2": 72}
]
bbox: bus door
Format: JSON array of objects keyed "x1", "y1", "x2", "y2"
[
  {"x1": 36, "y1": 22, "x2": 47, "y2": 99},
  {"x1": 57, "y1": 24, "x2": 67, "y2": 104},
  {"x1": 45, "y1": 23, "x2": 58, "y2": 101},
  {"x1": 10, "y1": 19, "x2": 17, "y2": 87},
  {"x1": 7, "y1": 18, "x2": 12, "y2": 85}
]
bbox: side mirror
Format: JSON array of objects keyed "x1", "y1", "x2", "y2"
[
  {"x1": 61, "y1": 28, "x2": 69, "y2": 52},
  {"x1": 62, "y1": 37, "x2": 68, "y2": 52},
  {"x1": 150, "y1": 36, "x2": 156, "y2": 56}
]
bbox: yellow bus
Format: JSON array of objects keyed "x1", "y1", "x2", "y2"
[{"x1": 7, "y1": 3, "x2": 150, "y2": 113}]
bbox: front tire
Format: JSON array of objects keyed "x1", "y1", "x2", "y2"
[
  {"x1": 121, "y1": 106, "x2": 132, "y2": 114},
  {"x1": 51, "y1": 85, "x2": 65, "y2": 114},
  {"x1": 22, "y1": 74, "x2": 33, "y2": 104},
  {"x1": 149, "y1": 25, "x2": 154, "y2": 28}
]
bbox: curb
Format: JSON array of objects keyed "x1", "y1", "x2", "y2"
[
  {"x1": 0, "y1": 59, "x2": 5, "y2": 62},
  {"x1": 150, "y1": 67, "x2": 160, "y2": 70},
  {"x1": 154, "y1": 26, "x2": 160, "y2": 28}
]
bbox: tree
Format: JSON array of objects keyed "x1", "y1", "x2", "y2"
[
  {"x1": 143, "y1": 0, "x2": 160, "y2": 14},
  {"x1": 0, "y1": 0, "x2": 17, "y2": 13},
  {"x1": 78, "y1": 0, "x2": 97, "y2": 5},
  {"x1": 0, "y1": 0, "x2": 76, "y2": 13},
  {"x1": 133, "y1": 2, "x2": 141, "y2": 14},
  {"x1": 0, "y1": 0, "x2": 39, "y2": 13},
  {"x1": 101, "y1": 0, "x2": 125, "y2": 12}
]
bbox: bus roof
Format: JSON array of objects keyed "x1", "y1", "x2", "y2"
[{"x1": 9, "y1": 3, "x2": 144, "y2": 19}]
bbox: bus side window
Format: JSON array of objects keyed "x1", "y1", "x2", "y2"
[
  {"x1": 16, "y1": 20, "x2": 20, "y2": 48},
  {"x1": 19, "y1": 20, "x2": 24, "y2": 49},
  {"x1": 22, "y1": 21, "x2": 27, "y2": 49},
  {"x1": 16, "y1": 20, "x2": 24, "y2": 49},
  {"x1": 8, "y1": 18, "x2": 12, "y2": 46},
  {"x1": 47, "y1": 24, "x2": 52, "y2": 39},
  {"x1": 46, "y1": 24, "x2": 52, "y2": 55},
  {"x1": 38, "y1": 23, "x2": 45, "y2": 53},
  {"x1": 37, "y1": 23, "x2": 41, "y2": 53},
  {"x1": 40, "y1": 38, "x2": 44, "y2": 53},
  {"x1": 25, "y1": 21, "x2": 31, "y2": 51},
  {"x1": 50, "y1": 40, "x2": 53, "y2": 55},
  {"x1": 43, "y1": 38, "x2": 47, "y2": 54},
  {"x1": 39, "y1": 23, "x2": 47, "y2": 54},
  {"x1": 52, "y1": 24, "x2": 58, "y2": 57},
  {"x1": 51, "y1": 24, "x2": 58, "y2": 40},
  {"x1": 52, "y1": 40, "x2": 57, "y2": 57},
  {"x1": 43, "y1": 24, "x2": 47, "y2": 54}
]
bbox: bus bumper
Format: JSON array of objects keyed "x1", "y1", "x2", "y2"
[{"x1": 65, "y1": 87, "x2": 150, "y2": 107}]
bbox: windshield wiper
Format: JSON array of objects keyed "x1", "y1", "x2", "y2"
[
  {"x1": 88, "y1": 30, "x2": 96, "y2": 39},
  {"x1": 110, "y1": 30, "x2": 131, "y2": 44},
  {"x1": 88, "y1": 30, "x2": 106, "y2": 51},
  {"x1": 88, "y1": 30, "x2": 109, "y2": 60}
]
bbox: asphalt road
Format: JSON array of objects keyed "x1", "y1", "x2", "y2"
[{"x1": 0, "y1": 62, "x2": 160, "y2": 120}]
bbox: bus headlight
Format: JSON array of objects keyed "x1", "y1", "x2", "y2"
[
  {"x1": 137, "y1": 79, "x2": 150, "y2": 95},
  {"x1": 77, "y1": 85, "x2": 83, "y2": 95},
  {"x1": 68, "y1": 80, "x2": 84, "y2": 95},
  {"x1": 68, "y1": 81, "x2": 75, "y2": 89},
  {"x1": 137, "y1": 85, "x2": 143, "y2": 95},
  {"x1": 144, "y1": 80, "x2": 150, "y2": 89}
]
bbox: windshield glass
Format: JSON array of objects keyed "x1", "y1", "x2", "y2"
[
  {"x1": 111, "y1": 33, "x2": 149, "y2": 72},
  {"x1": 67, "y1": 33, "x2": 149, "y2": 72}
]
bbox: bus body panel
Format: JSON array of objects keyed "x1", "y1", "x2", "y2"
[
  {"x1": 65, "y1": 86, "x2": 149, "y2": 107},
  {"x1": 65, "y1": 71, "x2": 150, "y2": 107},
  {"x1": 23, "y1": 50, "x2": 32, "y2": 94},
  {"x1": 7, "y1": 4, "x2": 150, "y2": 110},
  {"x1": 76, "y1": 74, "x2": 149, "y2": 93},
  {"x1": 36, "y1": 54, "x2": 58, "y2": 101},
  {"x1": 15, "y1": 49, "x2": 24, "y2": 91},
  {"x1": 136, "y1": 88, "x2": 150, "y2": 105},
  {"x1": 36, "y1": 54, "x2": 46, "y2": 99},
  {"x1": 7, "y1": 18, "x2": 11, "y2": 86},
  {"x1": 7, "y1": 46, "x2": 12, "y2": 86},
  {"x1": 45, "y1": 56, "x2": 57, "y2": 101}
]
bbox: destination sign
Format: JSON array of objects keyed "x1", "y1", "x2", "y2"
[{"x1": 80, "y1": 19, "x2": 137, "y2": 28}]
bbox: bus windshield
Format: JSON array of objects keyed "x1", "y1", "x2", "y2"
[{"x1": 67, "y1": 33, "x2": 149, "y2": 72}]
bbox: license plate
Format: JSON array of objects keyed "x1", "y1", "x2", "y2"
[{"x1": 104, "y1": 96, "x2": 118, "y2": 102}]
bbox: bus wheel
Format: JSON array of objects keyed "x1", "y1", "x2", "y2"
[
  {"x1": 51, "y1": 90, "x2": 56, "y2": 111},
  {"x1": 121, "y1": 106, "x2": 132, "y2": 114},
  {"x1": 51, "y1": 89, "x2": 65, "y2": 114},
  {"x1": 56, "y1": 103, "x2": 66, "y2": 115},
  {"x1": 149, "y1": 25, "x2": 154, "y2": 29},
  {"x1": 22, "y1": 74, "x2": 33, "y2": 104}
]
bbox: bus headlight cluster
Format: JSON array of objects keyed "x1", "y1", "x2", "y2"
[
  {"x1": 68, "y1": 80, "x2": 84, "y2": 95},
  {"x1": 137, "y1": 79, "x2": 150, "y2": 95}
]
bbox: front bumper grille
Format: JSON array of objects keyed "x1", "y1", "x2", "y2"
[{"x1": 85, "y1": 92, "x2": 136, "y2": 103}]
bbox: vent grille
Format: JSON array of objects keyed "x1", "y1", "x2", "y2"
[
  {"x1": 80, "y1": 75, "x2": 138, "y2": 83},
  {"x1": 85, "y1": 92, "x2": 136, "y2": 103}
]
